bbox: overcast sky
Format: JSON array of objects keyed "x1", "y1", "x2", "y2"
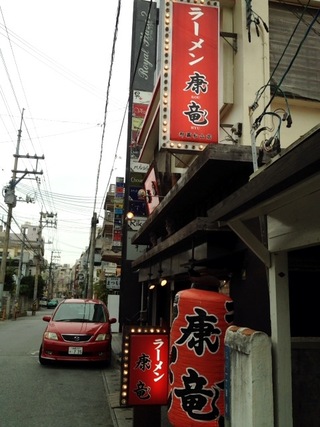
[{"x1": 0, "y1": 0, "x2": 134, "y2": 265}]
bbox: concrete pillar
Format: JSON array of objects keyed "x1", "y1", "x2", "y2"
[{"x1": 225, "y1": 326, "x2": 274, "y2": 427}]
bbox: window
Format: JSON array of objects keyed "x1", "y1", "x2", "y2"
[{"x1": 269, "y1": 2, "x2": 320, "y2": 101}]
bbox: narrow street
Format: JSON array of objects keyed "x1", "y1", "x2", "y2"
[{"x1": 0, "y1": 312, "x2": 114, "y2": 427}]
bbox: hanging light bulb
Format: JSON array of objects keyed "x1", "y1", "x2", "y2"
[
  {"x1": 126, "y1": 211, "x2": 134, "y2": 220},
  {"x1": 160, "y1": 278, "x2": 168, "y2": 287},
  {"x1": 158, "y1": 262, "x2": 168, "y2": 287}
]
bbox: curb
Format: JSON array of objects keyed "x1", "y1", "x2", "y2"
[{"x1": 102, "y1": 349, "x2": 134, "y2": 427}]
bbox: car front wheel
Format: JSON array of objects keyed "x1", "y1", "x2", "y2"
[
  {"x1": 99, "y1": 342, "x2": 112, "y2": 368},
  {"x1": 39, "y1": 345, "x2": 50, "y2": 366}
]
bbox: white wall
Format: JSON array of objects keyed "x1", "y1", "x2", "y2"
[{"x1": 108, "y1": 294, "x2": 120, "y2": 332}]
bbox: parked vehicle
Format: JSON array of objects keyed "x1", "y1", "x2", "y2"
[
  {"x1": 39, "y1": 298, "x2": 117, "y2": 366},
  {"x1": 39, "y1": 297, "x2": 48, "y2": 307},
  {"x1": 47, "y1": 299, "x2": 59, "y2": 308}
]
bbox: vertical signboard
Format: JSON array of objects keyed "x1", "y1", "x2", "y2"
[
  {"x1": 160, "y1": 0, "x2": 220, "y2": 152},
  {"x1": 120, "y1": 0, "x2": 158, "y2": 326},
  {"x1": 130, "y1": 0, "x2": 157, "y2": 169},
  {"x1": 125, "y1": 0, "x2": 158, "y2": 257},
  {"x1": 132, "y1": 0, "x2": 157, "y2": 92},
  {"x1": 131, "y1": 90, "x2": 153, "y2": 164},
  {"x1": 120, "y1": 327, "x2": 169, "y2": 407},
  {"x1": 112, "y1": 177, "x2": 124, "y2": 251}
]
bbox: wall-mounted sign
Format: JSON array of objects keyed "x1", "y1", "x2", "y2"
[
  {"x1": 113, "y1": 177, "x2": 124, "y2": 246},
  {"x1": 127, "y1": 216, "x2": 147, "y2": 232},
  {"x1": 160, "y1": 0, "x2": 220, "y2": 152},
  {"x1": 120, "y1": 326, "x2": 169, "y2": 406},
  {"x1": 106, "y1": 277, "x2": 120, "y2": 290},
  {"x1": 144, "y1": 166, "x2": 160, "y2": 215}
]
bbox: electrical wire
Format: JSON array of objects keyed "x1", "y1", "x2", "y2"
[
  {"x1": 253, "y1": 3, "x2": 319, "y2": 129},
  {"x1": 95, "y1": 0, "x2": 155, "y2": 225},
  {"x1": 98, "y1": 0, "x2": 154, "y2": 218},
  {"x1": 0, "y1": 0, "x2": 149, "y2": 264},
  {"x1": 92, "y1": 0, "x2": 122, "y2": 214},
  {"x1": 252, "y1": 1, "x2": 310, "y2": 120},
  {"x1": 0, "y1": 21, "x2": 107, "y2": 101},
  {"x1": 1, "y1": 0, "x2": 127, "y2": 264}
]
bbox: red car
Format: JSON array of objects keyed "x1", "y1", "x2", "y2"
[{"x1": 39, "y1": 298, "x2": 117, "y2": 366}]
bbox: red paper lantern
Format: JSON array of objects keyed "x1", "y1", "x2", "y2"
[{"x1": 168, "y1": 287, "x2": 233, "y2": 426}]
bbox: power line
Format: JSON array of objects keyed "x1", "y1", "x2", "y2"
[{"x1": 93, "y1": 0, "x2": 122, "y2": 213}]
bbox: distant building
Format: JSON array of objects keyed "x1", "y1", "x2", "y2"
[{"x1": 0, "y1": 222, "x2": 44, "y2": 277}]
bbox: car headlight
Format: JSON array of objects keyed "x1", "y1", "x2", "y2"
[
  {"x1": 95, "y1": 334, "x2": 110, "y2": 341},
  {"x1": 44, "y1": 331, "x2": 58, "y2": 340}
]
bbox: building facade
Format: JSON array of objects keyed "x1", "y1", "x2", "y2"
[
  {"x1": 0, "y1": 223, "x2": 44, "y2": 278},
  {"x1": 120, "y1": 1, "x2": 320, "y2": 426}
]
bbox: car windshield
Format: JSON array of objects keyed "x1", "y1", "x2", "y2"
[{"x1": 53, "y1": 303, "x2": 106, "y2": 323}]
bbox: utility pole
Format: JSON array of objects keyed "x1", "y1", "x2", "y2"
[
  {"x1": 48, "y1": 252, "x2": 53, "y2": 299},
  {"x1": 0, "y1": 109, "x2": 44, "y2": 315},
  {"x1": 33, "y1": 212, "x2": 57, "y2": 308},
  {"x1": 48, "y1": 250, "x2": 60, "y2": 299}
]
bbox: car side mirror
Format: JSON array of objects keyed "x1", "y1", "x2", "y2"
[
  {"x1": 42, "y1": 315, "x2": 51, "y2": 322},
  {"x1": 109, "y1": 317, "x2": 117, "y2": 324}
]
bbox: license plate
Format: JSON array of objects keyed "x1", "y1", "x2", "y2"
[{"x1": 68, "y1": 347, "x2": 83, "y2": 355}]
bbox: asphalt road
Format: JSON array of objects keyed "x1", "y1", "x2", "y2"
[{"x1": 0, "y1": 311, "x2": 114, "y2": 427}]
